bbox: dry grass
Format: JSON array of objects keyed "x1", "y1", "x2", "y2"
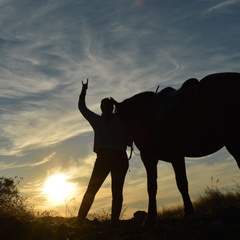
[{"x1": 157, "y1": 177, "x2": 240, "y2": 220}]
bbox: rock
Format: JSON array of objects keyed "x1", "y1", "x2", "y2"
[{"x1": 133, "y1": 211, "x2": 148, "y2": 223}]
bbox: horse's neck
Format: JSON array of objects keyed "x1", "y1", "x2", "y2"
[
  {"x1": 119, "y1": 92, "x2": 156, "y2": 130},
  {"x1": 128, "y1": 92, "x2": 156, "y2": 111},
  {"x1": 123, "y1": 103, "x2": 156, "y2": 136}
]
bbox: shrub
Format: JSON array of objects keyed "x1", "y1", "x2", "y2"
[{"x1": 0, "y1": 176, "x2": 34, "y2": 220}]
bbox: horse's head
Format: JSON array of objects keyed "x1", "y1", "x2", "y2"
[
  {"x1": 110, "y1": 97, "x2": 126, "y2": 122},
  {"x1": 110, "y1": 92, "x2": 156, "y2": 125}
]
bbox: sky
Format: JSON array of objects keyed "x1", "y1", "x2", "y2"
[{"x1": 0, "y1": 0, "x2": 240, "y2": 219}]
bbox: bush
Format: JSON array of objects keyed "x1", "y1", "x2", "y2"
[{"x1": 0, "y1": 176, "x2": 34, "y2": 220}]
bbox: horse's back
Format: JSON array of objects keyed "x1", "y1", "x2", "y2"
[
  {"x1": 198, "y1": 72, "x2": 240, "y2": 107},
  {"x1": 199, "y1": 72, "x2": 240, "y2": 92},
  {"x1": 196, "y1": 72, "x2": 240, "y2": 141}
]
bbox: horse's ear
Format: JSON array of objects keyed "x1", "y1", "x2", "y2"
[{"x1": 110, "y1": 97, "x2": 119, "y2": 106}]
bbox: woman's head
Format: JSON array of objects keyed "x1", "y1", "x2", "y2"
[{"x1": 100, "y1": 98, "x2": 114, "y2": 115}]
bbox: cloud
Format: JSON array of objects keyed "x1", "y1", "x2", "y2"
[
  {"x1": 203, "y1": 0, "x2": 240, "y2": 15},
  {"x1": 29, "y1": 152, "x2": 56, "y2": 167},
  {"x1": 0, "y1": 152, "x2": 55, "y2": 170},
  {"x1": 0, "y1": 0, "x2": 183, "y2": 156},
  {"x1": 0, "y1": 102, "x2": 83, "y2": 155}
]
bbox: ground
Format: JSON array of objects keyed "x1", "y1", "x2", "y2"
[{"x1": 1, "y1": 208, "x2": 240, "y2": 240}]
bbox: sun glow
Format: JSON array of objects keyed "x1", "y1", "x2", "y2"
[{"x1": 43, "y1": 173, "x2": 75, "y2": 205}]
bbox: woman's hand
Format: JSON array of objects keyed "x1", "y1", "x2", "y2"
[{"x1": 82, "y1": 79, "x2": 89, "y2": 91}]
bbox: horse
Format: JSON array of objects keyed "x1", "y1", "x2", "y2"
[{"x1": 111, "y1": 72, "x2": 240, "y2": 224}]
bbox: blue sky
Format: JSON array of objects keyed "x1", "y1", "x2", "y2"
[{"x1": 0, "y1": 0, "x2": 240, "y2": 218}]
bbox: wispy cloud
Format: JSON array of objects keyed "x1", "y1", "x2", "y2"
[
  {"x1": 0, "y1": 152, "x2": 55, "y2": 170},
  {"x1": 203, "y1": 0, "x2": 240, "y2": 15},
  {"x1": 29, "y1": 152, "x2": 56, "y2": 167}
]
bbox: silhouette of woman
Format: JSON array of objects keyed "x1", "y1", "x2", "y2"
[{"x1": 76, "y1": 79, "x2": 132, "y2": 226}]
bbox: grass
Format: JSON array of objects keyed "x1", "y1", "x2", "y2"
[{"x1": 157, "y1": 177, "x2": 240, "y2": 221}]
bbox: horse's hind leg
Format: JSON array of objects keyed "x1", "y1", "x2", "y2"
[{"x1": 225, "y1": 142, "x2": 240, "y2": 168}]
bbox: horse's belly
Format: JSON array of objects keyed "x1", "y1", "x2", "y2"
[{"x1": 184, "y1": 140, "x2": 223, "y2": 157}]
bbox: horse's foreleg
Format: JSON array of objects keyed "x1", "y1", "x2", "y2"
[
  {"x1": 171, "y1": 158, "x2": 194, "y2": 217},
  {"x1": 142, "y1": 158, "x2": 158, "y2": 224}
]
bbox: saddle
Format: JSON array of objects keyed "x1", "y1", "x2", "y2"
[{"x1": 156, "y1": 78, "x2": 199, "y2": 119}]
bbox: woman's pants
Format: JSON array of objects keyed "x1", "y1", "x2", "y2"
[{"x1": 77, "y1": 149, "x2": 129, "y2": 225}]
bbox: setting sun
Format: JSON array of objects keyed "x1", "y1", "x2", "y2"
[{"x1": 43, "y1": 173, "x2": 75, "y2": 205}]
